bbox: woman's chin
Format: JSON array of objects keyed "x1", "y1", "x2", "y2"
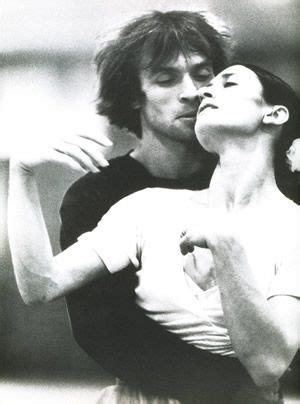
[{"x1": 195, "y1": 132, "x2": 215, "y2": 154}]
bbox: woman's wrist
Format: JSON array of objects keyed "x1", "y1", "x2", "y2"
[{"x1": 9, "y1": 157, "x2": 35, "y2": 177}]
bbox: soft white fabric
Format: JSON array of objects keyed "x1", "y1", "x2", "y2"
[
  {"x1": 78, "y1": 188, "x2": 300, "y2": 357},
  {"x1": 96, "y1": 382, "x2": 180, "y2": 404}
]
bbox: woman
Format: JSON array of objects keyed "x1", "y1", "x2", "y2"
[{"x1": 8, "y1": 64, "x2": 300, "y2": 403}]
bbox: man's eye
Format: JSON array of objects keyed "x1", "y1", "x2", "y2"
[
  {"x1": 193, "y1": 70, "x2": 213, "y2": 82},
  {"x1": 156, "y1": 75, "x2": 175, "y2": 85},
  {"x1": 195, "y1": 74, "x2": 212, "y2": 82}
]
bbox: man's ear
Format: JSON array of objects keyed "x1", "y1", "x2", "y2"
[
  {"x1": 131, "y1": 92, "x2": 144, "y2": 109},
  {"x1": 262, "y1": 105, "x2": 289, "y2": 126}
]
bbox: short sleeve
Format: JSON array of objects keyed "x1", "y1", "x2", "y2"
[
  {"x1": 268, "y1": 242, "x2": 300, "y2": 299},
  {"x1": 77, "y1": 192, "x2": 142, "y2": 274}
]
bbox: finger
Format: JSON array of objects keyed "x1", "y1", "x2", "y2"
[
  {"x1": 62, "y1": 137, "x2": 110, "y2": 168},
  {"x1": 48, "y1": 149, "x2": 88, "y2": 174},
  {"x1": 53, "y1": 142, "x2": 100, "y2": 173},
  {"x1": 76, "y1": 133, "x2": 113, "y2": 147},
  {"x1": 179, "y1": 233, "x2": 195, "y2": 255}
]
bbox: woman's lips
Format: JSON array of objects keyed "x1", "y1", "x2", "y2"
[{"x1": 198, "y1": 103, "x2": 218, "y2": 114}]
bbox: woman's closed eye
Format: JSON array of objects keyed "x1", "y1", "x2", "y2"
[{"x1": 224, "y1": 81, "x2": 237, "y2": 87}]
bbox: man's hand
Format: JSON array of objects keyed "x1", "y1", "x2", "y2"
[{"x1": 10, "y1": 133, "x2": 113, "y2": 176}]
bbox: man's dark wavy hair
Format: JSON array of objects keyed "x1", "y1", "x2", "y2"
[
  {"x1": 95, "y1": 10, "x2": 231, "y2": 137},
  {"x1": 238, "y1": 63, "x2": 300, "y2": 202}
]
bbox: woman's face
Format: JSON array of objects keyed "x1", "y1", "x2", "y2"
[
  {"x1": 194, "y1": 65, "x2": 268, "y2": 152},
  {"x1": 286, "y1": 139, "x2": 300, "y2": 172}
]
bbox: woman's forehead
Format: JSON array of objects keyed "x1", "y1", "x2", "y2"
[{"x1": 216, "y1": 64, "x2": 259, "y2": 81}]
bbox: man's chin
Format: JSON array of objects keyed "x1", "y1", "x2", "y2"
[
  {"x1": 181, "y1": 118, "x2": 197, "y2": 131},
  {"x1": 178, "y1": 133, "x2": 200, "y2": 147}
]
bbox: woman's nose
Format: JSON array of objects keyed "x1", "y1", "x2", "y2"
[{"x1": 197, "y1": 86, "x2": 213, "y2": 101}]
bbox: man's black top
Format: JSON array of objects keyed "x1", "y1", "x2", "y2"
[{"x1": 60, "y1": 153, "x2": 268, "y2": 403}]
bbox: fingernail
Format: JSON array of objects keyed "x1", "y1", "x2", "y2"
[{"x1": 103, "y1": 138, "x2": 113, "y2": 146}]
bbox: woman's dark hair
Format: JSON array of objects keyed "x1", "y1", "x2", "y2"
[
  {"x1": 237, "y1": 63, "x2": 300, "y2": 202},
  {"x1": 95, "y1": 10, "x2": 231, "y2": 137}
]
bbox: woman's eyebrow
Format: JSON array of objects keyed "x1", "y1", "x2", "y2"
[
  {"x1": 205, "y1": 72, "x2": 236, "y2": 87},
  {"x1": 221, "y1": 72, "x2": 235, "y2": 79}
]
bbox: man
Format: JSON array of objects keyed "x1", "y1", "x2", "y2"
[{"x1": 59, "y1": 10, "x2": 236, "y2": 400}]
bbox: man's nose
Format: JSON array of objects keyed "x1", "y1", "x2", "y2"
[{"x1": 179, "y1": 76, "x2": 200, "y2": 103}]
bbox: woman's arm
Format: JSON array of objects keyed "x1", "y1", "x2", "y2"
[
  {"x1": 180, "y1": 215, "x2": 300, "y2": 387},
  {"x1": 8, "y1": 134, "x2": 112, "y2": 304},
  {"x1": 210, "y1": 235, "x2": 300, "y2": 386}
]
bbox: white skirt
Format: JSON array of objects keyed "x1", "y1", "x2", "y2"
[{"x1": 96, "y1": 382, "x2": 181, "y2": 404}]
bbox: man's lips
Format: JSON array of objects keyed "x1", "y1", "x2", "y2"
[
  {"x1": 198, "y1": 103, "x2": 218, "y2": 114},
  {"x1": 177, "y1": 112, "x2": 197, "y2": 120}
]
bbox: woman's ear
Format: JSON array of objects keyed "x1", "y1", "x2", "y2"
[{"x1": 262, "y1": 105, "x2": 289, "y2": 126}]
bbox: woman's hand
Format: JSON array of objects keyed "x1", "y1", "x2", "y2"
[
  {"x1": 180, "y1": 228, "x2": 208, "y2": 255},
  {"x1": 8, "y1": 132, "x2": 113, "y2": 305},
  {"x1": 179, "y1": 208, "x2": 231, "y2": 255},
  {"x1": 10, "y1": 132, "x2": 113, "y2": 176}
]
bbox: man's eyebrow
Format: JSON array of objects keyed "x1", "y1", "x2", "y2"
[
  {"x1": 151, "y1": 66, "x2": 176, "y2": 73},
  {"x1": 189, "y1": 61, "x2": 213, "y2": 69},
  {"x1": 151, "y1": 61, "x2": 212, "y2": 73}
]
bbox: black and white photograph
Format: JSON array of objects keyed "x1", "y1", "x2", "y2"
[{"x1": 1, "y1": 1, "x2": 300, "y2": 403}]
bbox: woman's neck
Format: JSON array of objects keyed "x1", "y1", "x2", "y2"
[{"x1": 208, "y1": 137, "x2": 281, "y2": 211}]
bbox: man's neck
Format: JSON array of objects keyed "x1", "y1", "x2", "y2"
[{"x1": 130, "y1": 132, "x2": 211, "y2": 180}]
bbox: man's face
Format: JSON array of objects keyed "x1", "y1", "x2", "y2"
[{"x1": 138, "y1": 52, "x2": 214, "y2": 144}]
